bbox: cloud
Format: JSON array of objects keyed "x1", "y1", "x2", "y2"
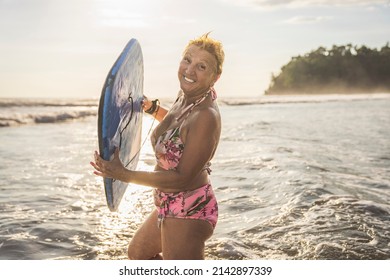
[
  {"x1": 160, "y1": 16, "x2": 197, "y2": 25},
  {"x1": 94, "y1": 0, "x2": 165, "y2": 28},
  {"x1": 283, "y1": 15, "x2": 332, "y2": 24},
  {"x1": 218, "y1": 0, "x2": 389, "y2": 9},
  {"x1": 97, "y1": 9, "x2": 150, "y2": 28}
]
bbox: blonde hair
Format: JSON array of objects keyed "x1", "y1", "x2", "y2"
[{"x1": 184, "y1": 32, "x2": 225, "y2": 75}]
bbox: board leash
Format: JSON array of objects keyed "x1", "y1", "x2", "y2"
[{"x1": 122, "y1": 97, "x2": 158, "y2": 169}]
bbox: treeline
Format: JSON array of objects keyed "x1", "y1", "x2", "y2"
[{"x1": 265, "y1": 43, "x2": 390, "y2": 94}]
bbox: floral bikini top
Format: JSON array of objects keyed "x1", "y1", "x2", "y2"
[
  {"x1": 154, "y1": 88, "x2": 217, "y2": 171},
  {"x1": 155, "y1": 126, "x2": 184, "y2": 170}
]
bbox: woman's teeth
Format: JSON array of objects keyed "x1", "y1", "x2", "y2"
[{"x1": 184, "y1": 76, "x2": 195, "y2": 83}]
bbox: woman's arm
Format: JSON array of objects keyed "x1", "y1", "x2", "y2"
[
  {"x1": 91, "y1": 107, "x2": 220, "y2": 191},
  {"x1": 142, "y1": 97, "x2": 168, "y2": 122}
]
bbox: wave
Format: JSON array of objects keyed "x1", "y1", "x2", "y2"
[
  {"x1": 0, "y1": 98, "x2": 99, "y2": 127},
  {"x1": 1, "y1": 93, "x2": 389, "y2": 127},
  {"x1": 0, "y1": 109, "x2": 97, "y2": 127},
  {"x1": 0, "y1": 98, "x2": 98, "y2": 108},
  {"x1": 2, "y1": 93, "x2": 389, "y2": 108}
]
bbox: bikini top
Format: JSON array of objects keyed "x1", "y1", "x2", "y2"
[{"x1": 154, "y1": 88, "x2": 217, "y2": 171}]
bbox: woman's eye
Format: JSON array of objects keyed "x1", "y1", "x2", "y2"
[
  {"x1": 198, "y1": 64, "x2": 206, "y2": 71},
  {"x1": 183, "y1": 57, "x2": 190, "y2": 63}
]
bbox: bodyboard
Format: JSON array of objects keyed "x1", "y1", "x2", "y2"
[{"x1": 98, "y1": 38, "x2": 143, "y2": 211}]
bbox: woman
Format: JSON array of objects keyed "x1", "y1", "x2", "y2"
[{"x1": 91, "y1": 33, "x2": 224, "y2": 260}]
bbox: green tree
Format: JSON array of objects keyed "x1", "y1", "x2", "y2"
[{"x1": 266, "y1": 43, "x2": 390, "y2": 94}]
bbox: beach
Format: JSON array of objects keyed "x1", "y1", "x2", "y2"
[{"x1": 0, "y1": 94, "x2": 389, "y2": 260}]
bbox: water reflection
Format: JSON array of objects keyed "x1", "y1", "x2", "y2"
[{"x1": 92, "y1": 116, "x2": 156, "y2": 259}]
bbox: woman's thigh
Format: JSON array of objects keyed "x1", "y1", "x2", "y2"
[
  {"x1": 161, "y1": 218, "x2": 213, "y2": 260},
  {"x1": 128, "y1": 209, "x2": 162, "y2": 260}
]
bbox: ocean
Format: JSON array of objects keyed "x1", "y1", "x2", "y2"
[{"x1": 0, "y1": 94, "x2": 389, "y2": 260}]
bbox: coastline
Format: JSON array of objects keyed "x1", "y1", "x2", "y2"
[
  {"x1": 1, "y1": 93, "x2": 389, "y2": 127},
  {"x1": 218, "y1": 92, "x2": 390, "y2": 106},
  {"x1": 1, "y1": 92, "x2": 389, "y2": 107}
]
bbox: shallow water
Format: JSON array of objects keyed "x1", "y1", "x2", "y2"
[{"x1": 0, "y1": 96, "x2": 389, "y2": 259}]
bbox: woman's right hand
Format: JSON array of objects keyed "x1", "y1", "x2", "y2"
[
  {"x1": 141, "y1": 95, "x2": 167, "y2": 122},
  {"x1": 141, "y1": 96, "x2": 153, "y2": 112}
]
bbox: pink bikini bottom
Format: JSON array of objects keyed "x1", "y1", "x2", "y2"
[{"x1": 154, "y1": 183, "x2": 218, "y2": 229}]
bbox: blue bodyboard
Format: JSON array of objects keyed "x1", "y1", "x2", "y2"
[{"x1": 98, "y1": 38, "x2": 143, "y2": 211}]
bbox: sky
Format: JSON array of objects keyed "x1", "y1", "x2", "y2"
[{"x1": 0, "y1": 0, "x2": 389, "y2": 99}]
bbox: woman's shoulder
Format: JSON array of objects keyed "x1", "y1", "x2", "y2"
[{"x1": 190, "y1": 104, "x2": 220, "y2": 128}]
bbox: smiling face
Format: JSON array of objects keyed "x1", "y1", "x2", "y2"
[{"x1": 178, "y1": 45, "x2": 219, "y2": 97}]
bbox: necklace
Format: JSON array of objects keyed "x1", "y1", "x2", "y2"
[{"x1": 175, "y1": 87, "x2": 217, "y2": 122}]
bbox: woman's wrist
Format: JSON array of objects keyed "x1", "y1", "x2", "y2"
[
  {"x1": 118, "y1": 168, "x2": 133, "y2": 184},
  {"x1": 145, "y1": 99, "x2": 160, "y2": 115}
]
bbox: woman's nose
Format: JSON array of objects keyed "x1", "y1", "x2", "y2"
[{"x1": 185, "y1": 63, "x2": 195, "y2": 75}]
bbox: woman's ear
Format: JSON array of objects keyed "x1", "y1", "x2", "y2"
[{"x1": 212, "y1": 74, "x2": 221, "y2": 86}]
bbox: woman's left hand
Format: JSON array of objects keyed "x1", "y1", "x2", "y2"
[{"x1": 90, "y1": 148, "x2": 127, "y2": 181}]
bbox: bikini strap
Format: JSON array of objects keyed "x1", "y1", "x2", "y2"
[
  {"x1": 176, "y1": 87, "x2": 217, "y2": 122},
  {"x1": 209, "y1": 87, "x2": 217, "y2": 101}
]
